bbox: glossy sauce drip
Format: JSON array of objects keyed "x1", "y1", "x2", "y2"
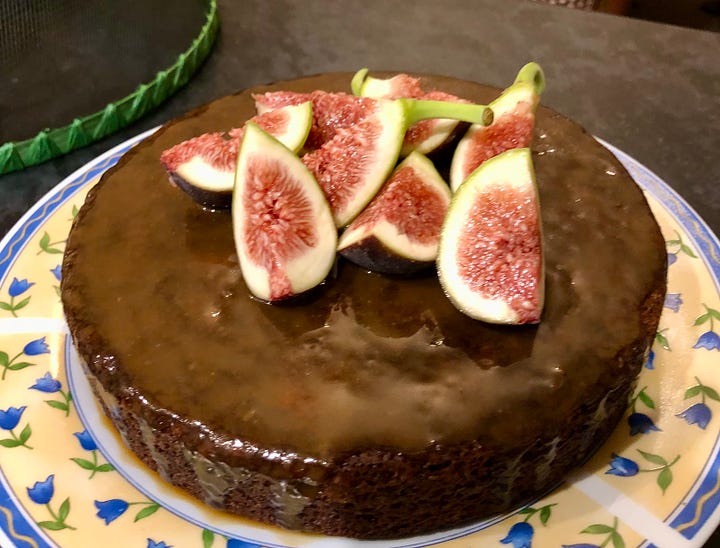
[{"x1": 63, "y1": 74, "x2": 666, "y2": 460}]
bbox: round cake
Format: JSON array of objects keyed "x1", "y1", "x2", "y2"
[{"x1": 61, "y1": 72, "x2": 667, "y2": 539}]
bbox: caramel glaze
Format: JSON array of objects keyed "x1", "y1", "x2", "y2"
[{"x1": 62, "y1": 74, "x2": 667, "y2": 475}]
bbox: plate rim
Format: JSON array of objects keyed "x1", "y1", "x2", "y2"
[{"x1": 1, "y1": 130, "x2": 719, "y2": 547}]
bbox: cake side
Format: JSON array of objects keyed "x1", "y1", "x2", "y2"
[
  {"x1": 77, "y1": 280, "x2": 662, "y2": 538},
  {"x1": 61, "y1": 72, "x2": 667, "y2": 538}
]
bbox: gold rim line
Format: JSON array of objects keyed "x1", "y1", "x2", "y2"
[
  {"x1": 676, "y1": 470, "x2": 720, "y2": 533},
  {"x1": 0, "y1": 506, "x2": 40, "y2": 548}
]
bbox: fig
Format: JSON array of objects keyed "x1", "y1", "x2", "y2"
[
  {"x1": 160, "y1": 101, "x2": 312, "y2": 208},
  {"x1": 253, "y1": 90, "x2": 377, "y2": 150},
  {"x1": 449, "y1": 62, "x2": 545, "y2": 191},
  {"x1": 351, "y1": 69, "x2": 470, "y2": 157},
  {"x1": 303, "y1": 90, "x2": 493, "y2": 228},
  {"x1": 437, "y1": 148, "x2": 544, "y2": 324},
  {"x1": 232, "y1": 123, "x2": 337, "y2": 302},
  {"x1": 337, "y1": 151, "x2": 451, "y2": 274}
]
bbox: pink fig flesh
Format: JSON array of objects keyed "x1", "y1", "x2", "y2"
[
  {"x1": 242, "y1": 157, "x2": 321, "y2": 299},
  {"x1": 454, "y1": 102, "x2": 536, "y2": 185},
  {"x1": 160, "y1": 104, "x2": 310, "y2": 209},
  {"x1": 338, "y1": 152, "x2": 451, "y2": 274},
  {"x1": 233, "y1": 124, "x2": 337, "y2": 302},
  {"x1": 357, "y1": 72, "x2": 470, "y2": 156},
  {"x1": 302, "y1": 99, "x2": 405, "y2": 227},
  {"x1": 254, "y1": 90, "x2": 376, "y2": 150},
  {"x1": 438, "y1": 148, "x2": 543, "y2": 324},
  {"x1": 456, "y1": 183, "x2": 542, "y2": 322}
]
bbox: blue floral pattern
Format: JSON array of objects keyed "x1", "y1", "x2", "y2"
[
  {"x1": 664, "y1": 293, "x2": 683, "y2": 313},
  {"x1": 645, "y1": 349, "x2": 655, "y2": 370},
  {"x1": 627, "y1": 387, "x2": 661, "y2": 436},
  {"x1": 499, "y1": 504, "x2": 555, "y2": 547},
  {"x1": 29, "y1": 371, "x2": 73, "y2": 415},
  {"x1": 26, "y1": 474, "x2": 75, "y2": 530},
  {"x1": 95, "y1": 498, "x2": 160, "y2": 525},
  {"x1": 500, "y1": 522, "x2": 534, "y2": 548},
  {"x1": 1, "y1": 336, "x2": 50, "y2": 380},
  {"x1": 226, "y1": 539, "x2": 262, "y2": 548},
  {"x1": 0, "y1": 405, "x2": 32, "y2": 449},
  {"x1": 676, "y1": 376, "x2": 719, "y2": 430},
  {"x1": 692, "y1": 305, "x2": 720, "y2": 351},
  {"x1": 1, "y1": 124, "x2": 720, "y2": 547},
  {"x1": 71, "y1": 429, "x2": 115, "y2": 478},
  {"x1": 606, "y1": 450, "x2": 680, "y2": 493},
  {"x1": 0, "y1": 277, "x2": 34, "y2": 316},
  {"x1": 51, "y1": 264, "x2": 62, "y2": 297},
  {"x1": 606, "y1": 453, "x2": 639, "y2": 477},
  {"x1": 665, "y1": 230, "x2": 697, "y2": 267}
]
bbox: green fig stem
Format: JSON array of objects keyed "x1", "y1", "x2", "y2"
[
  {"x1": 513, "y1": 62, "x2": 545, "y2": 95},
  {"x1": 351, "y1": 68, "x2": 369, "y2": 96},
  {"x1": 400, "y1": 98, "x2": 494, "y2": 127},
  {"x1": 350, "y1": 68, "x2": 493, "y2": 125}
]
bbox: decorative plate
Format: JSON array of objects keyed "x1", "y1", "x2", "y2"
[{"x1": 1, "y1": 131, "x2": 719, "y2": 548}]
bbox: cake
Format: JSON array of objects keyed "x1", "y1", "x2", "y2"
[{"x1": 61, "y1": 72, "x2": 667, "y2": 539}]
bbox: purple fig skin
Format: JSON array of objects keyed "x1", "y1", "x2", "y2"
[
  {"x1": 168, "y1": 171, "x2": 232, "y2": 210},
  {"x1": 339, "y1": 236, "x2": 434, "y2": 275},
  {"x1": 422, "y1": 121, "x2": 470, "y2": 161}
]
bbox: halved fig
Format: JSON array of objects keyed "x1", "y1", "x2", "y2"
[
  {"x1": 437, "y1": 148, "x2": 544, "y2": 324},
  {"x1": 232, "y1": 123, "x2": 337, "y2": 302},
  {"x1": 449, "y1": 62, "x2": 545, "y2": 191},
  {"x1": 160, "y1": 101, "x2": 312, "y2": 208},
  {"x1": 337, "y1": 151, "x2": 451, "y2": 274},
  {"x1": 302, "y1": 98, "x2": 406, "y2": 228},
  {"x1": 303, "y1": 92, "x2": 493, "y2": 228},
  {"x1": 351, "y1": 69, "x2": 470, "y2": 157},
  {"x1": 253, "y1": 90, "x2": 376, "y2": 150}
]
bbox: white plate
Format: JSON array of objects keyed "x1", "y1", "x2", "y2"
[{"x1": 1, "y1": 131, "x2": 719, "y2": 547}]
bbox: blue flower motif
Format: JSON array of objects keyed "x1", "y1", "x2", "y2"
[
  {"x1": 227, "y1": 540, "x2": 262, "y2": 548},
  {"x1": 23, "y1": 337, "x2": 50, "y2": 356},
  {"x1": 628, "y1": 412, "x2": 661, "y2": 435},
  {"x1": 500, "y1": 521, "x2": 534, "y2": 548},
  {"x1": 27, "y1": 474, "x2": 54, "y2": 505},
  {"x1": 29, "y1": 372, "x2": 61, "y2": 393},
  {"x1": 676, "y1": 402, "x2": 712, "y2": 429},
  {"x1": 667, "y1": 252, "x2": 677, "y2": 266},
  {"x1": 606, "y1": 453, "x2": 639, "y2": 477},
  {"x1": 693, "y1": 331, "x2": 720, "y2": 351},
  {"x1": 50, "y1": 265, "x2": 62, "y2": 282},
  {"x1": 8, "y1": 278, "x2": 34, "y2": 297},
  {"x1": 74, "y1": 429, "x2": 98, "y2": 451},
  {"x1": 94, "y1": 499, "x2": 129, "y2": 524},
  {"x1": 645, "y1": 349, "x2": 655, "y2": 369},
  {"x1": 0, "y1": 406, "x2": 26, "y2": 430},
  {"x1": 147, "y1": 540, "x2": 172, "y2": 548},
  {"x1": 664, "y1": 293, "x2": 683, "y2": 313}
]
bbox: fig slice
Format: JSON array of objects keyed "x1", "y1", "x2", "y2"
[
  {"x1": 303, "y1": 91, "x2": 493, "y2": 228},
  {"x1": 337, "y1": 151, "x2": 451, "y2": 274},
  {"x1": 351, "y1": 69, "x2": 470, "y2": 157},
  {"x1": 302, "y1": 98, "x2": 406, "y2": 228},
  {"x1": 449, "y1": 62, "x2": 545, "y2": 191},
  {"x1": 160, "y1": 101, "x2": 312, "y2": 208},
  {"x1": 437, "y1": 148, "x2": 544, "y2": 324},
  {"x1": 232, "y1": 123, "x2": 337, "y2": 302},
  {"x1": 253, "y1": 90, "x2": 376, "y2": 151}
]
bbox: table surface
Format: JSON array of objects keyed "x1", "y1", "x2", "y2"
[{"x1": 1, "y1": 0, "x2": 719, "y2": 545}]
